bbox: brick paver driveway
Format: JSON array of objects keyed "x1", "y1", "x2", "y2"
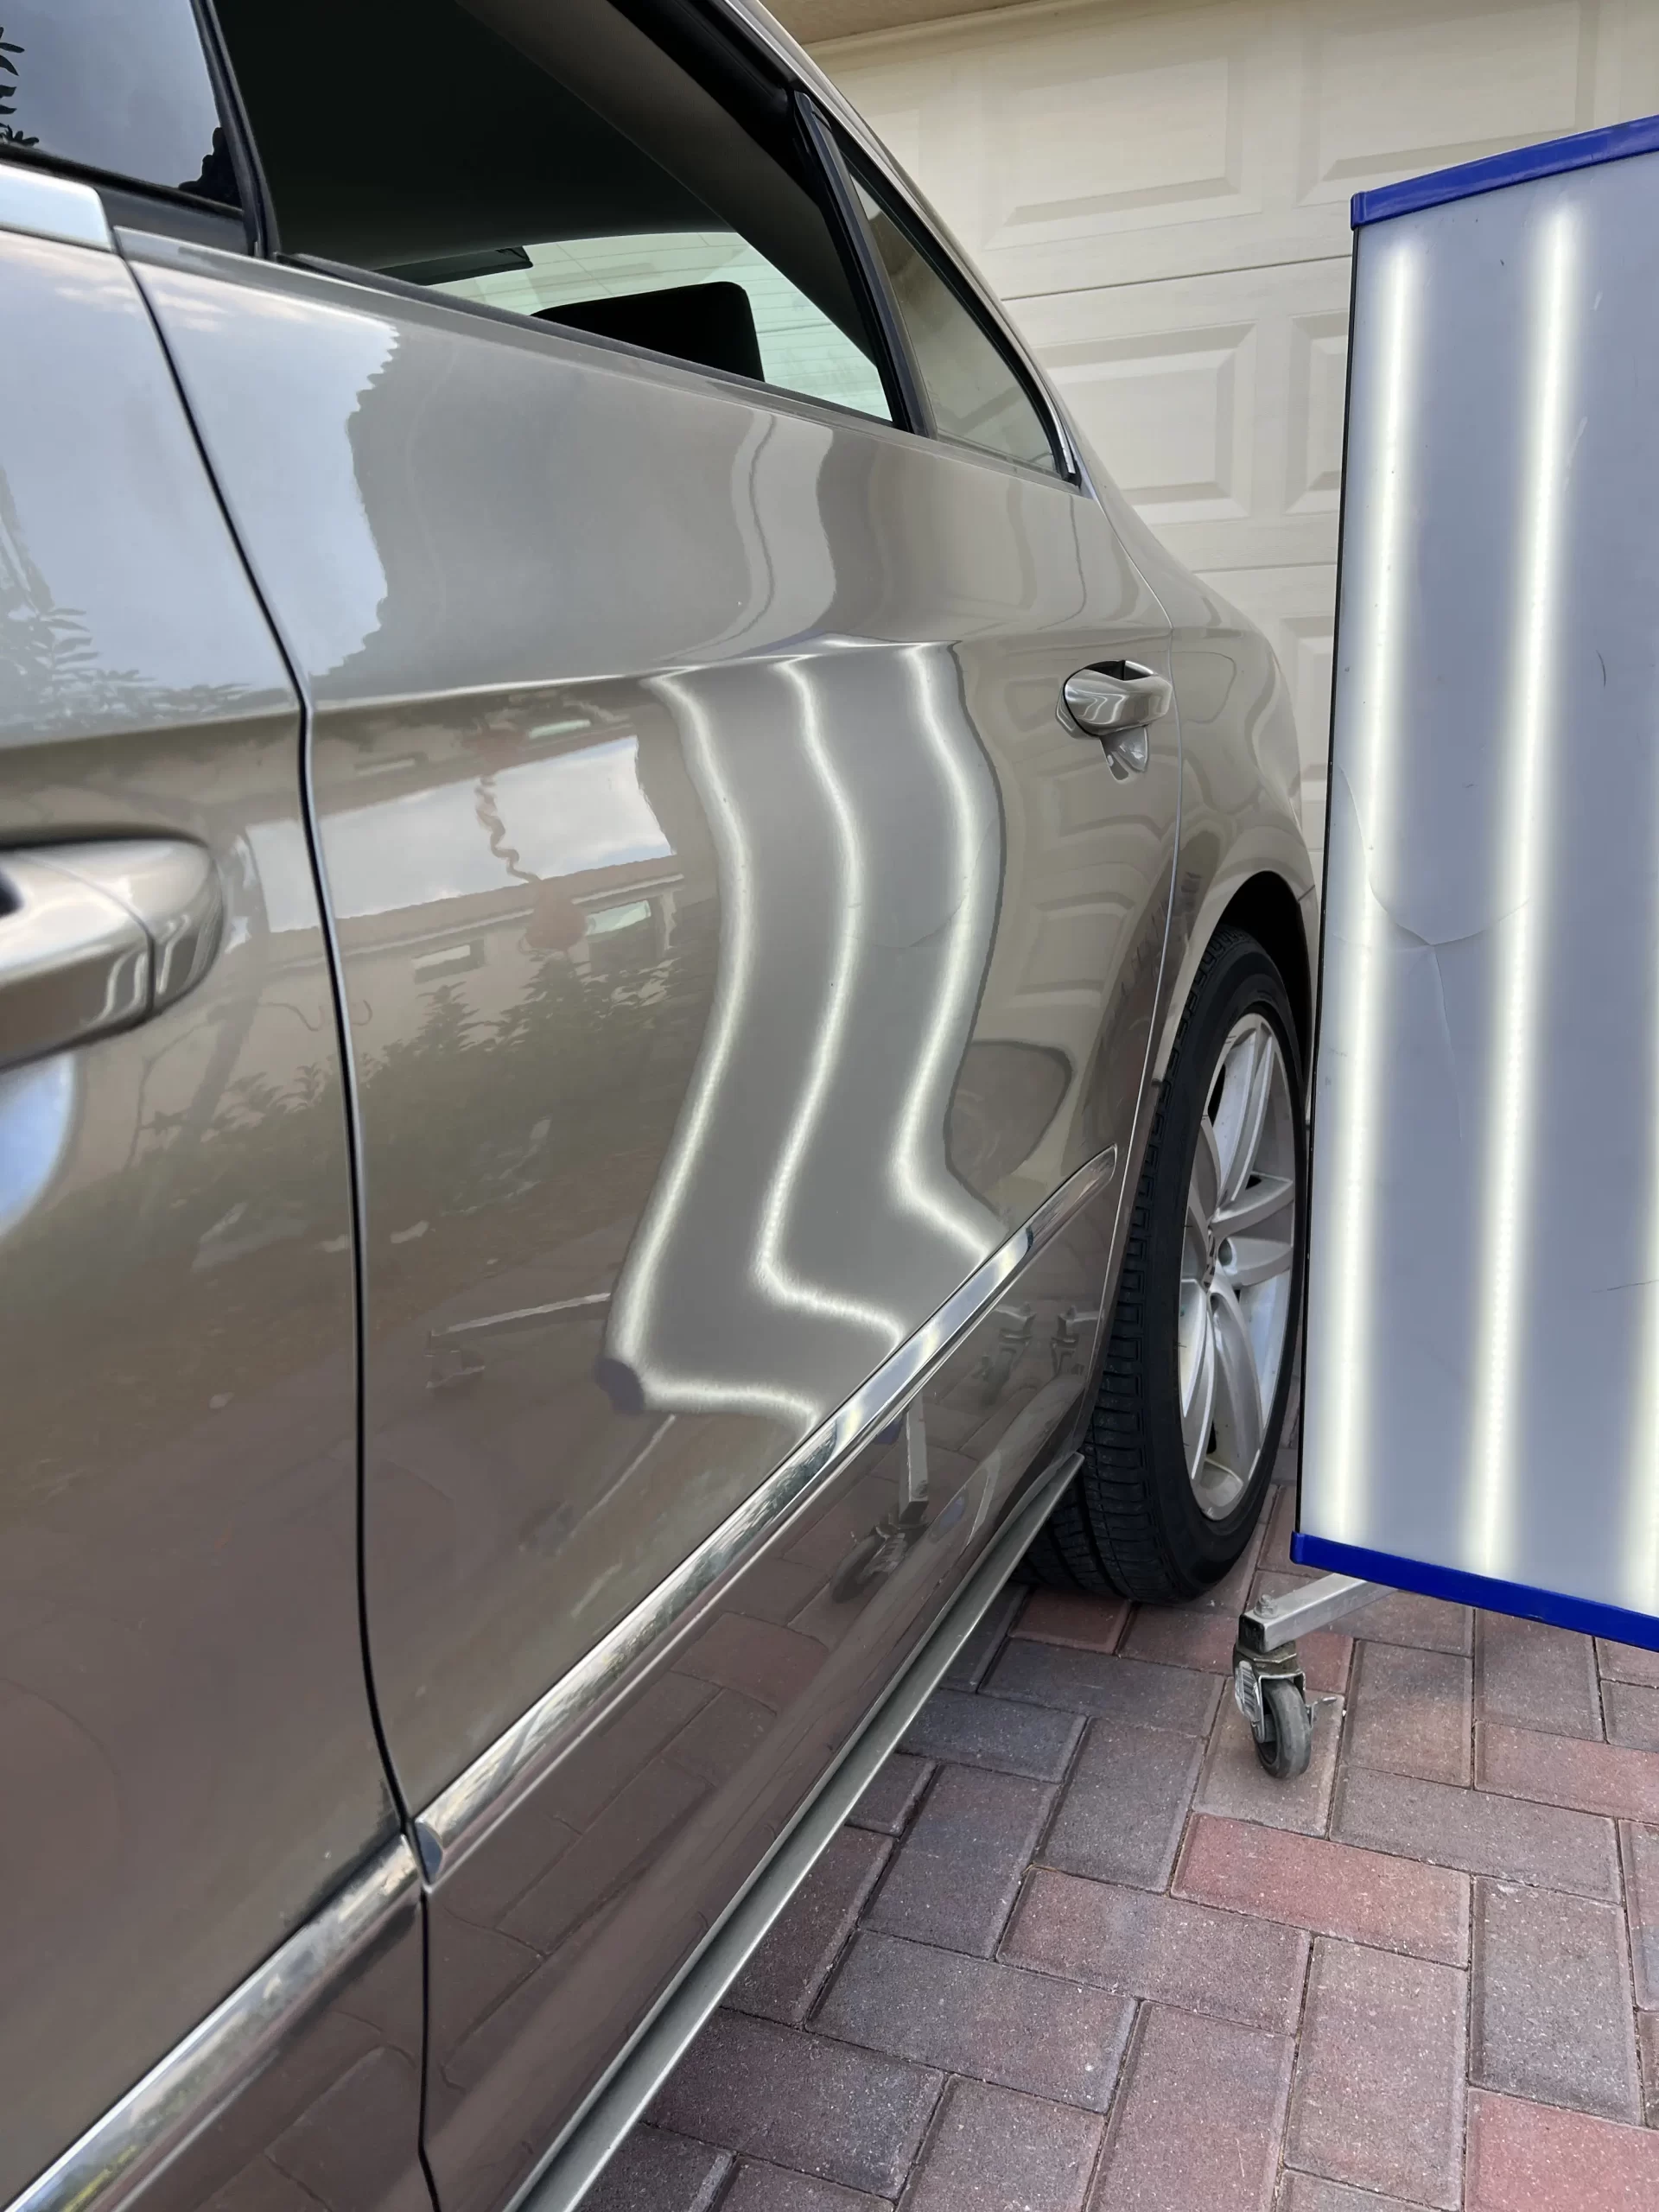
[{"x1": 592, "y1": 1433, "x2": 1659, "y2": 2212}]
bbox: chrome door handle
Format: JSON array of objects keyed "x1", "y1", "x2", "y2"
[
  {"x1": 1060, "y1": 660, "x2": 1173, "y2": 777},
  {"x1": 0, "y1": 840, "x2": 222, "y2": 1071}
]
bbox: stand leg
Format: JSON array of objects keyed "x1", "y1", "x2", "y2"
[{"x1": 1232, "y1": 1572, "x2": 1382, "y2": 1780}]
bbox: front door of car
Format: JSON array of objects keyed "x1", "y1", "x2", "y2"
[{"x1": 144, "y1": 2, "x2": 1179, "y2": 2204}]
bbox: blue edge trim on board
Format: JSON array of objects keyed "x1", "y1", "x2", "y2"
[
  {"x1": 1291, "y1": 1530, "x2": 1659, "y2": 1654},
  {"x1": 1353, "y1": 110, "x2": 1659, "y2": 229}
]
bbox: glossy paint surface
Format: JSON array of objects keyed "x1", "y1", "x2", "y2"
[
  {"x1": 139, "y1": 242, "x2": 1181, "y2": 1812},
  {"x1": 0, "y1": 230, "x2": 395, "y2": 2198},
  {"x1": 422, "y1": 1158, "x2": 1121, "y2": 2212},
  {"x1": 1304, "y1": 153, "x2": 1659, "y2": 1618}
]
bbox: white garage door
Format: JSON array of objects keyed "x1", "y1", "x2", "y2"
[{"x1": 813, "y1": 0, "x2": 1659, "y2": 867}]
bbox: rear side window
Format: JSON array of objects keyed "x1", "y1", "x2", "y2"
[
  {"x1": 213, "y1": 0, "x2": 894, "y2": 425},
  {"x1": 851, "y1": 166, "x2": 1060, "y2": 476},
  {"x1": 0, "y1": 0, "x2": 238, "y2": 207}
]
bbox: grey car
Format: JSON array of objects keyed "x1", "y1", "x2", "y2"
[{"x1": 0, "y1": 3, "x2": 1316, "y2": 2209}]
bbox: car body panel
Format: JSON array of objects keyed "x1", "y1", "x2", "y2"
[
  {"x1": 0, "y1": 220, "x2": 410, "y2": 2204},
  {"x1": 132, "y1": 228, "x2": 1179, "y2": 2203}
]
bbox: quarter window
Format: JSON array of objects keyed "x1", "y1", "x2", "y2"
[
  {"x1": 213, "y1": 0, "x2": 894, "y2": 424},
  {"x1": 851, "y1": 166, "x2": 1060, "y2": 475},
  {"x1": 0, "y1": 0, "x2": 238, "y2": 208}
]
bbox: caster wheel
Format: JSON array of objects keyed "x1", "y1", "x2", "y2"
[{"x1": 1254, "y1": 1676, "x2": 1313, "y2": 1778}]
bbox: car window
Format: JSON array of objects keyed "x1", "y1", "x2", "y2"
[
  {"x1": 0, "y1": 0, "x2": 238, "y2": 208},
  {"x1": 213, "y1": 0, "x2": 894, "y2": 425},
  {"x1": 850, "y1": 166, "x2": 1059, "y2": 475}
]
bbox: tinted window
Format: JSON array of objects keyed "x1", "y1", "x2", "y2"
[
  {"x1": 0, "y1": 0, "x2": 238, "y2": 207},
  {"x1": 215, "y1": 0, "x2": 893, "y2": 423},
  {"x1": 853, "y1": 168, "x2": 1058, "y2": 474}
]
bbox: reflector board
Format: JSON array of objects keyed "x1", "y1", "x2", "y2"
[{"x1": 1297, "y1": 117, "x2": 1659, "y2": 1649}]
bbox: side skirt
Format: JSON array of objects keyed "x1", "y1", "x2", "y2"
[{"x1": 518, "y1": 1446, "x2": 1081, "y2": 2212}]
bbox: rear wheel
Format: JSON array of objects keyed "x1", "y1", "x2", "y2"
[{"x1": 1027, "y1": 925, "x2": 1305, "y2": 1601}]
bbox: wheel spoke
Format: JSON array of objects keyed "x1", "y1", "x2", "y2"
[
  {"x1": 1181, "y1": 1298, "x2": 1217, "y2": 1476},
  {"x1": 1220, "y1": 1231, "x2": 1296, "y2": 1290},
  {"x1": 1223, "y1": 1026, "x2": 1276, "y2": 1205},
  {"x1": 1208, "y1": 1276, "x2": 1264, "y2": 1475},
  {"x1": 1190, "y1": 1112, "x2": 1221, "y2": 1233},
  {"x1": 1211, "y1": 1171, "x2": 1294, "y2": 1243}
]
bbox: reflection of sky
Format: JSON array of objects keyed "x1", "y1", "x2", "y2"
[
  {"x1": 0, "y1": 1058, "x2": 76, "y2": 1238},
  {"x1": 247, "y1": 737, "x2": 672, "y2": 928}
]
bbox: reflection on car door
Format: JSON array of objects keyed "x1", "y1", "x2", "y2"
[{"x1": 142, "y1": 3, "x2": 1179, "y2": 2202}]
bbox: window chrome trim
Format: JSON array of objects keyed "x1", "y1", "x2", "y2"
[
  {"x1": 0, "y1": 163, "x2": 112, "y2": 253},
  {"x1": 5, "y1": 1839, "x2": 420, "y2": 2212},
  {"x1": 416, "y1": 1145, "x2": 1118, "y2": 1881}
]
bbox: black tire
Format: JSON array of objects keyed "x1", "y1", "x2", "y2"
[
  {"x1": 1026, "y1": 925, "x2": 1306, "y2": 1601},
  {"x1": 1255, "y1": 1677, "x2": 1313, "y2": 1779}
]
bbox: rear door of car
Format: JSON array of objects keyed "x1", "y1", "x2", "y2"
[
  {"x1": 138, "y1": 2, "x2": 1180, "y2": 2202},
  {"x1": 0, "y1": 10, "x2": 423, "y2": 2212}
]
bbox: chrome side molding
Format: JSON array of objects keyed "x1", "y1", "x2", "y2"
[
  {"x1": 6, "y1": 1840, "x2": 420, "y2": 2212},
  {"x1": 416, "y1": 1144, "x2": 1116, "y2": 1879},
  {"x1": 518, "y1": 1443, "x2": 1084, "y2": 2212}
]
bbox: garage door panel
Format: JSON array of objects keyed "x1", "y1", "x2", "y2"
[
  {"x1": 1011, "y1": 257, "x2": 1349, "y2": 575},
  {"x1": 819, "y1": 0, "x2": 1659, "y2": 295}
]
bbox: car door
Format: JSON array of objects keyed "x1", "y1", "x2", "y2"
[
  {"x1": 138, "y1": 2, "x2": 1179, "y2": 2202},
  {"x1": 0, "y1": 10, "x2": 423, "y2": 2212}
]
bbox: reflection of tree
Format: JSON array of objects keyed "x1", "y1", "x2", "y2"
[
  {"x1": 0, "y1": 462, "x2": 259, "y2": 733},
  {"x1": 0, "y1": 24, "x2": 39, "y2": 148}
]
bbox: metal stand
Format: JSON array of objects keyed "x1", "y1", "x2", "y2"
[{"x1": 1233, "y1": 1572, "x2": 1381, "y2": 1778}]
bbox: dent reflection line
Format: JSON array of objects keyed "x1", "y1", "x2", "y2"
[
  {"x1": 4, "y1": 1840, "x2": 420, "y2": 2212},
  {"x1": 414, "y1": 1142, "x2": 1118, "y2": 1878},
  {"x1": 604, "y1": 669, "x2": 819, "y2": 1427},
  {"x1": 755, "y1": 659, "x2": 905, "y2": 1343},
  {"x1": 1317, "y1": 234, "x2": 1420, "y2": 1547},
  {"x1": 1465, "y1": 204, "x2": 1578, "y2": 1580},
  {"x1": 888, "y1": 644, "x2": 1003, "y2": 1260}
]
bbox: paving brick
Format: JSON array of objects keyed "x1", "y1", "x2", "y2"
[
  {"x1": 898, "y1": 1687, "x2": 1081, "y2": 1781},
  {"x1": 1003, "y1": 1870, "x2": 1308, "y2": 2033},
  {"x1": 720, "y1": 2164, "x2": 889, "y2": 2211},
  {"x1": 1285, "y1": 1938, "x2": 1465, "y2": 2209},
  {"x1": 1245, "y1": 1577, "x2": 1355, "y2": 1697},
  {"x1": 942, "y1": 1586, "x2": 1025, "y2": 1690},
  {"x1": 1471, "y1": 1878, "x2": 1640, "y2": 2120},
  {"x1": 1012, "y1": 1590, "x2": 1128, "y2": 1653},
  {"x1": 905, "y1": 2080, "x2": 1102, "y2": 2212},
  {"x1": 1477, "y1": 1612, "x2": 1603, "y2": 1740},
  {"x1": 1274, "y1": 2179, "x2": 1427, "y2": 2212},
  {"x1": 1598, "y1": 1637, "x2": 1659, "y2": 1688},
  {"x1": 587, "y1": 2128, "x2": 731, "y2": 2212},
  {"x1": 729, "y1": 1829, "x2": 890, "y2": 2027},
  {"x1": 1618, "y1": 1822, "x2": 1659, "y2": 2007},
  {"x1": 1120, "y1": 1605, "x2": 1237, "y2": 1673},
  {"x1": 647, "y1": 2014, "x2": 938, "y2": 2198},
  {"x1": 815, "y1": 1931, "x2": 1132, "y2": 2113},
  {"x1": 846, "y1": 1755, "x2": 932, "y2": 1839},
  {"x1": 1605, "y1": 1680, "x2": 1659, "y2": 1752},
  {"x1": 1195, "y1": 1696, "x2": 1341, "y2": 1838},
  {"x1": 1465, "y1": 2087, "x2": 1659, "y2": 2209},
  {"x1": 988, "y1": 1641, "x2": 1221, "y2": 1732},
  {"x1": 1345, "y1": 1586, "x2": 1472, "y2": 1656},
  {"x1": 1173, "y1": 1814, "x2": 1469, "y2": 1965},
  {"x1": 1261, "y1": 1482, "x2": 1299, "y2": 1573},
  {"x1": 1040, "y1": 1717, "x2": 1204, "y2": 1889},
  {"x1": 1347, "y1": 1640, "x2": 1471, "y2": 1786},
  {"x1": 1478, "y1": 1719, "x2": 1659, "y2": 1821},
  {"x1": 1095, "y1": 2004, "x2": 1293, "y2": 2212},
  {"x1": 864, "y1": 1763, "x2": 1053, "y2": 1956},
  {"x1": 1638, "y1": 2012, "x2": 1659, "y2": 2126},
  {"x1": 1333, "y1": 1764, "x2": 1620, "y2": 1899}
]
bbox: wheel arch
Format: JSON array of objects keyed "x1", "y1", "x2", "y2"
[{"x1": 1154, "y1": 863, "x2": 1317, "y2": 1087}]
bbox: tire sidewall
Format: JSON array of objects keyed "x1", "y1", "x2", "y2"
[{"x1": 1141, "y1": 931, "x2": 1306, "y2": 1586}]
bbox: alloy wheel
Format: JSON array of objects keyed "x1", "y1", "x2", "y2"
[{"x1": 1177, "y1": 1013, "x2": 1297, "y2": 1519}]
